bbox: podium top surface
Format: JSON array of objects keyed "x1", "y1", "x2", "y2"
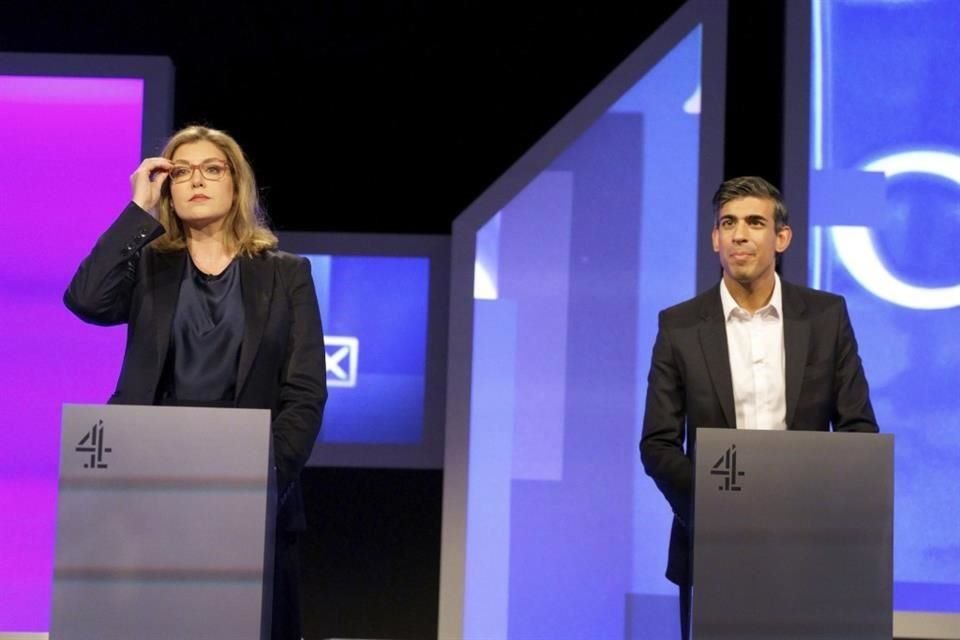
[
  {"x1": 693, "y1": 428, "x2": 893, "y2": 532},
  {"x1": 60, "y1": 403, "x2": 272, "y2": 482}
]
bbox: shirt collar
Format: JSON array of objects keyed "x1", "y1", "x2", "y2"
[{"x1": 720, "y1": 272, "x2": 782, "y2": 320}]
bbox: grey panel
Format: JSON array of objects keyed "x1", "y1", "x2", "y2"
[
  {"x1": 52, "y1": 404, "x2": 275, "y2": 640},
  {"x1": 692, "y1": 429, "x2": 893, "y2": 640}
]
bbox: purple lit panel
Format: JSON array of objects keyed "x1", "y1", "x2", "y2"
[{"x1": 0, "y1": 75, "x2": 143, "y2": 631}]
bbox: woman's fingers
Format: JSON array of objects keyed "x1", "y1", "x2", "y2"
[{"x1": 130, "y1": 158, "x2": 174, "y2": 213}]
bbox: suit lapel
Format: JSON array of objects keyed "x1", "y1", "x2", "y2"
[
  {"x1": 236, "y1": 255, "x2": 274, "y2": 398},
  {"x1": 698, "y1": 289, "x2": 737, "y2": 428},
  {"x1": 782, "y1": 282, "x2": 810, "y2": 428}
]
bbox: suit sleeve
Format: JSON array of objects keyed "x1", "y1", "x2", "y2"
[
  {"x1": 272, "y1": 257, "x2": 328, "y2": 493},
  {"x1": 64, "y1": 203, "x2": 164, "y2": 326},
  {"x1": 640, "y1": 313, "x2": 693, "y2": 525},
  {"x1": 831, "y1": 298, "x2": 879, "y2": 433}
]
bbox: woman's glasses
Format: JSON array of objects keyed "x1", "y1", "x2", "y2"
[{"x1": 169, "y1": 161, "x2": 230, "y2": 184}]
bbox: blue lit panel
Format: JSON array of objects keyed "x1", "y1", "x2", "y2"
[
  {"x1": 809, "y1": 0, "x2": 960, "y2": 615},
  {"x1": 304, "y1": 255, "x2": 430, "y2": 445},
  {"x1": 463, "y1": 27, "x2": 702, "y2": 640},
  {"x1": 441, "y1": 4, "x2": 726, "y2": 636}
]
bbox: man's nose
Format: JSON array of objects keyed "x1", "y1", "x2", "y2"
[{"x1": 732, "y1": 221, "x2": 748, "y2": 241}]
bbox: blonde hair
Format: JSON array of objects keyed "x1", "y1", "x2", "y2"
[{"x1": 152, "y1": 125, "x2": 278, "y2": 256}]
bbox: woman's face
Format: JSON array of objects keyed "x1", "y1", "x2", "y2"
[{"x1": 168, "y1": 140, "x2": 235, "y2": 228}]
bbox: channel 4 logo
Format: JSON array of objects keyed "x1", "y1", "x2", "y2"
[
  {"x1": 76, "y1": 419, "x2": 112, "y2": 469},
  {"x1": 326, "y1": 336, "x2": 359, "y2": 388},
  {"x1": 711, "y1": 444, "x2": 745, "y2": 492}
]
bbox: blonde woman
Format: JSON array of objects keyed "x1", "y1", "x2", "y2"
[{"x1": 65, "y1": 125, "x2": 326, "y2": 640}]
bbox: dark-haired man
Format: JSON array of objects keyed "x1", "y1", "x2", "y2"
[{"x1": 639, "y1": 176, "x2": 879, "y2": 639}]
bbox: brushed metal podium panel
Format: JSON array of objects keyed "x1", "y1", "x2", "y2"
[
  {"x1": 52, "y1": 404, "x2": 275, "y2": 640},
  {"x1": 692, "y1": 429, "x2": 893, "y2": 640}
]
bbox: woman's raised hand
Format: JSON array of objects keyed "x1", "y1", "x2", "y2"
[{"x1": 130, "y1": 158, "x2": 175, "y2": 215}]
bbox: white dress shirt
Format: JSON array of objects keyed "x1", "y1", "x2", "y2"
[{"x1": 719, "y1": 274, "x2": 787, "y2": 430}]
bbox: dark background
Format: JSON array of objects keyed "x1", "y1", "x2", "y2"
[{"x1": 3, "y1": 1, "x2": 784, "y2": 637}]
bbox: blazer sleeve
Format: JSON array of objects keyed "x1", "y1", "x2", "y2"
[
  {"x1": 831, "y1": 298, "x2": 879, "y2": 433},
  {"x1": 64, "y1": 203, "x2": 164, "y2": 325},
  {"x1": 640, "y1": 312, "x2": 693, "y2": 525},
  {"x1": 272, "y1": 256, "x2": 328, "y2": 492}
]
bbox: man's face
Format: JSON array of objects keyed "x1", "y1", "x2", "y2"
[{"x1": 712, "y1": 196, "x2": 792, "y2": 286}]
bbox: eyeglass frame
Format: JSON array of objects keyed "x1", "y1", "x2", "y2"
[{"x1": 167, "y1": 160, "x2": 232, "y2": 184}]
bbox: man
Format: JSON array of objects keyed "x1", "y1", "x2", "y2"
[{"x1": 639, "y1": 176, "x2": 878, "y2": 639}]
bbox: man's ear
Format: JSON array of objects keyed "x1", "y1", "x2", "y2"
[{"x1": 776, "y1": 225, "x2": 793, "y2": 253}]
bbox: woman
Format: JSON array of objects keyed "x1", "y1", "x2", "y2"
[{"x1": 65, "y1": 125, "x2": 327, "y2": 639}]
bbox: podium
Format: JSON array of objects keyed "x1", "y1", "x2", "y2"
[
  {"x1": 691, "y1": 429, "x2": 893, "y2": 640},
  {"x1": 51, "y1": 404, "x2": 276, "y2": 639}
]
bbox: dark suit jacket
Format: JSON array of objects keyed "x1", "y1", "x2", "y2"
[
  {"x1": 64, "y1": 203, "x2": 327, "y2": 531},
  {"x1": 639, "y1": 279, "x2": 878, "y2": 586}
]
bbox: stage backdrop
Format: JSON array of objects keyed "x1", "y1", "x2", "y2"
[
  {"x1": 280, "y1": 231, "x2": 450, "y2": 470},
  {"x1": 438, "y1": 2, "x2": 728, "y2": 638},
  {"x1": 784, "y1": 1, "x2": 960, "y2": 637},
  {"x1": 0, "y1": 53, "x2": 172, "y2": 632}
]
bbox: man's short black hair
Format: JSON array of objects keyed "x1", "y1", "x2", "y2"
[{"x1": 712, "y1": 176, "x2": 788, "y2": 230}]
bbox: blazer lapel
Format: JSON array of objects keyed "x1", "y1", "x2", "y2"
[
  {"x1": 698, "y1": 289, "x2": 737, "y2": 428},
  {"x1": 236, "y1": 255, "x2": 274, "y2": 398},
  {"x1": 782, "y1": 282, "x2": 810, "y2": 428}
]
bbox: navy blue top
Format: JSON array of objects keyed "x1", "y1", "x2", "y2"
[{"x1": 161, "y1": 254, "x2": 244, "y2": 405}]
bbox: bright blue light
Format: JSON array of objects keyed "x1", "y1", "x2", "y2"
[{"x1": 810, "y1": 0, "x2": 960, "y2": 615}]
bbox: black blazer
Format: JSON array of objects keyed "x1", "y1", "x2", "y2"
[
  {"x1": 65, "y1": 203, "x2": 327, "y2": 531},
  {"x1": 639, "y1": 280, "x2": 878, "y2": 585}
]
